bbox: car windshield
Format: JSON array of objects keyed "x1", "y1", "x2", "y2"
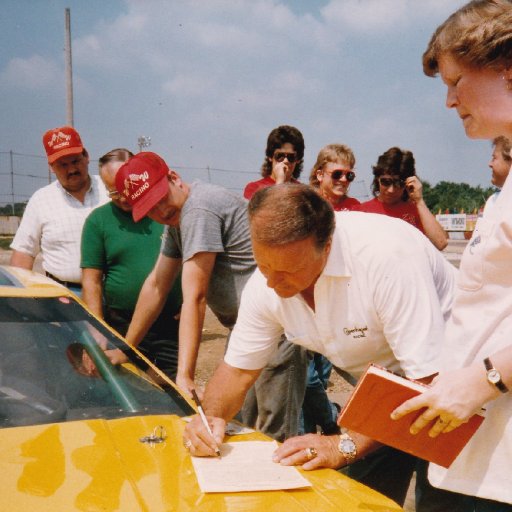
[{"x1": 0, "y1": 296, "x2": 193, "y2": 429}]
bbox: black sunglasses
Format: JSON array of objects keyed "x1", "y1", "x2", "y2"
[
  {"x1": 273, "y1": 151, "x2": 298, "y2": 163},
  {"x1": 378, "y1": 177, "x2": 405, "y2": 188},
  {"x1": 327, "y1": 170, "x2": 356, "y2": 182}
]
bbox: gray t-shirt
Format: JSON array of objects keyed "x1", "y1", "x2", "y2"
[{"x1": 161, "y1": 181, "x2": 256, "y2": 328}]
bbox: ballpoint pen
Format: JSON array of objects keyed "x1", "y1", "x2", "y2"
[{"x1": 190, "y1": 389, "x2": 221, "y2": 457}]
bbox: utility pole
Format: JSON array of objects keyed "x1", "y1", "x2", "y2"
[
  {"x1": 65, "y1": 8, "x2": 74, "y2": 126},
  {"x1": 9, "y1": 150, "x2": 14, "y2": 215}
]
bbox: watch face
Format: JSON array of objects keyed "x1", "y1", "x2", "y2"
[
  {"x1": 340, "y1": 439, "x2": 356, "y2": 454},
  {"x1": 488, "y1": 369, "x2": 501, "y2": 384}
]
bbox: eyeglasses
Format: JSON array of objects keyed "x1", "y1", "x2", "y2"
[
  {"x1": 326, "y1": 169, "x2": 356, "y2": 182},
  {"x1": 273, "y1": 151, "x2": 298, "y2": 163},
  {"x1": 108, "y1": 189, "x2": 121, "y2": 199},
  {"x1": 378, "y1": 177, "x2": 405, "y2": 188}
]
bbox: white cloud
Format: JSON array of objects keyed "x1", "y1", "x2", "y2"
[
  {"x1": 321, "y1": 0, "x2": 467, "y2": 33},
  {"x1": 0, "y1": 55, "x2": 63, "y2": 90},
  {"x1": 162, "y1": 74, "x2": 215, "y2": 96},
  {"x1": 322, "y1": 0, "x2": 408, "y2": 31}
]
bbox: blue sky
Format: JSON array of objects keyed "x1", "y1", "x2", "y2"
[{"x1": 0, "y1": 0, "x2": 493, "y2": 205}]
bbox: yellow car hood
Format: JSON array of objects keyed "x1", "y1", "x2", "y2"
[{"x1": 0, "y1": 414, "x2": 402, "y2": 511}]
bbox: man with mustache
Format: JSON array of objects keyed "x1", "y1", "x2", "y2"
[{"x1": 10, "y1": 126, "x2": 108, "y2": 294}]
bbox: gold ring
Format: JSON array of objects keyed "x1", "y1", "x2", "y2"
[
  {"x1": 184, "y1": 439, "x2": 192, "y2": 450},
  {"x1": 305, "y1": 447, "x2": 317, "y2": 460}
]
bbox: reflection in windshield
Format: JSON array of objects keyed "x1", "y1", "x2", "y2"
[{"x1": 0, "y1": 297, "x2": 193, "y2": 428}]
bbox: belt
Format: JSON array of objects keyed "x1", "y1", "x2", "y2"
[{"x1": 45, "y1": 271, "x2": 82, "y2": 289}]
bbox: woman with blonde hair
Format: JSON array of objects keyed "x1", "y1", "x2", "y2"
[{"x1": 309, "y1": 144, "x2": 360, "y2": 211}]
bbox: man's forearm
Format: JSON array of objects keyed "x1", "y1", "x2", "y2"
[
  {"x1": 342, "y1": 431, "x2": 384, "y2": 466},
  {"x1": 82, "y1": 282, "x2": 104, "y2": 318},
  {"x1": 176, "y1": 297, "x2": 207, "y2": 383},
  {"x1": 81, "y1": 269, "x2": 104, "y2": 318},
  {"x1": 203, "y1": 362, "x2": 261, "y2": 420},
  {"x1": 10, "y1": 250, "x2": 35, "y2": 270},
  {"x1": 416, "y1": 200, "x2": 448, "y2": 251}
]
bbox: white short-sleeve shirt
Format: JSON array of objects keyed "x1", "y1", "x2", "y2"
[
  {"x1": 428, "y1": 175, "x2": 512, "y2": 504},
  {"x1": 226, "y1": 212, "x2": 456, "y2": 381},
  {"x1": 11, "y1": 175, "x2": 108, "y2": 282}
]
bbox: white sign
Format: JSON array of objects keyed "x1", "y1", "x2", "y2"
[{"x1": 436, "y1": 214, "x2": 467, "y2": 231}]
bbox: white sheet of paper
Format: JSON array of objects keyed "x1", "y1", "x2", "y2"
[{"x1": 191, "y1": 441, "x2": 312, "y2": 493}]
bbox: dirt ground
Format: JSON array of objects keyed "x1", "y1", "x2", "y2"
[{"x1": 197, "y1": 307, "x2": 352, "y2": 397}]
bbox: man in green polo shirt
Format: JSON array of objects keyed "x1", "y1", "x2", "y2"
[{"x1": 80, "y1": 148, "x2": 182, "y2": 381}]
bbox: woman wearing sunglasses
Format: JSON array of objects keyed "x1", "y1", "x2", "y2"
[
  {"x1": 309, "y1": 143, "x2": 361, "y2": 211},
  {"x1": 357, "y1": 146, "x2": 448, "y2": 250},
  {"x1": 243, "y1": 125, "x2": 304, "y2": 200}
]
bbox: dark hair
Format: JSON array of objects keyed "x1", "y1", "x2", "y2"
[
  {"x1": 371, "y1": 147, "x2": 416, "y2": 201},
  {"x1": 423, "y1": 0, "x2": 512, "y2": 77},
  {"x1": 492, "y1": 136, "x2": 512, "y2": 162},
  {"x1": 248, "y1": 183, "x2": 334, "y2": 250},
  {"x1": 260, "y1": 125, "x2": 305, "y2": 179},
  {"x1": 98, "y1": 148, "x2": 134, "y2": 169}
]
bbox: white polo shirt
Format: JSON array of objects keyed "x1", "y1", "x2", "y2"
[{"x1": 226, "y1": 212, "x2": 456, "y2": 380}]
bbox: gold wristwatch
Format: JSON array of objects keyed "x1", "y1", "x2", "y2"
[{"x1": 338, "y1": 433, "x2": 357, "y2": 463}]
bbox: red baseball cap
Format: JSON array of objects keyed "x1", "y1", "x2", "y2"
[
  {"x1": 42, "y1": 126, "x2": 84, "y2": 164},
  {"x1": 115, "y1": 152, "x2": 170, "y2": 222}
]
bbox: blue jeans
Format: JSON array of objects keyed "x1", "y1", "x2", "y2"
[
  {"x1": 300, "y1": 353, "x2": 340, "y2": 435},
  {"x1": 415, "y1": 461, "x2": 512, "y2": 512},
  {"x1": 240, "y1": 336, "x2": 308, "y2": 442}
]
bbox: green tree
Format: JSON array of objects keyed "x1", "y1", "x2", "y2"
[
  {"x1": 0, "y1": 202, "x2": 27, "y2": 216},
  {"x1": 422, "y1": 181, "x2": 495, "y2": 213}
]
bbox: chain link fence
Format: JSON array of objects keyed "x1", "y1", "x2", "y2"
[{"x1": 0, "y1": 150, "x2": 371, "y2": 215}]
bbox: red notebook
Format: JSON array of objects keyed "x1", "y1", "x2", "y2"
[{"x1": 337, "y1": 364, "x2": 485, "y2": 468}]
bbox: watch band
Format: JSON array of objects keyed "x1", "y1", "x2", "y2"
[
  {"x1": 484, "y1": 357, "x2": 509, "y2": 393},
  {"x1": 338, "y1": 433, "x2": 357, "y2": 463}
]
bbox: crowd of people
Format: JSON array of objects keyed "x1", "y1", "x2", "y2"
[{"x1": 8, "y1": 1, "x2": 512, "y2": 510}]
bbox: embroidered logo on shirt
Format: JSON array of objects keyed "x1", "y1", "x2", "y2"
[
  {"x1": 343, "y1": 326, "x2": 368, "y2": 339},
  {"x1": 469, "y1": 235, "x2": 481, "y2": 255}
]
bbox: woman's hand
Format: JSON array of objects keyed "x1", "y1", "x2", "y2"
[
  {"x1": 391, "y1": 365, "x2": 495, "y2": 437},
  {"x1": 272, "y1": 161, "x2": 293, "y2": 184},
  {"x1": 405, "y1": 176, "x2": 423, "y2": 203}
]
